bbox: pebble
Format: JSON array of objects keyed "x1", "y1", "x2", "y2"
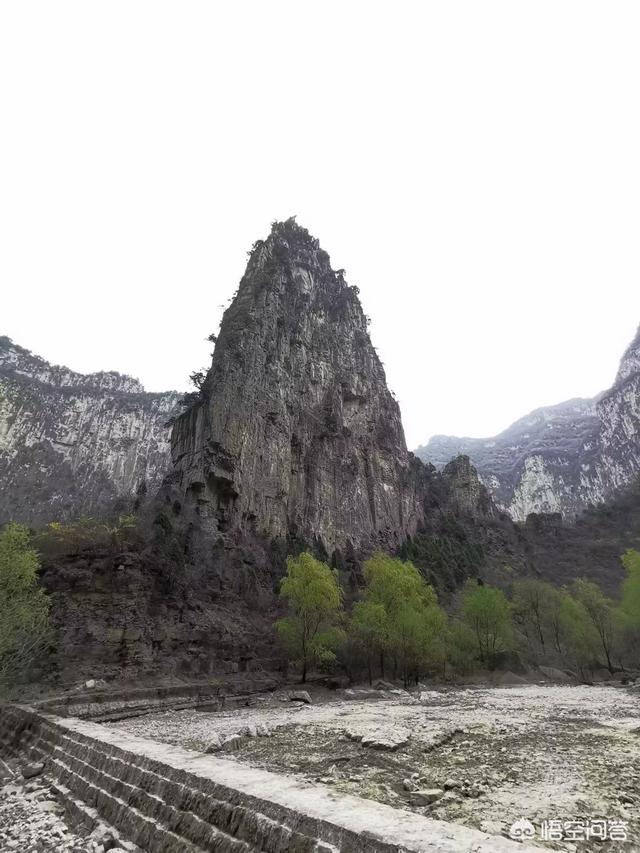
[{"x1": 410, "y1": 788, "x2": 444, "y2": 805}]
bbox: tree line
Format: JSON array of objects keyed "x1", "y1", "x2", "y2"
[
  {"x1": 275, "y1": 550, "x2": 640, "y2": 684},
  {"x1": 1, "y1": 518, "x2": 640, "y2": 694}
]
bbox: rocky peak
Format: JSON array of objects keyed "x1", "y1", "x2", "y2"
[
  {"x1": 441, "y1": 455, "x2": 497, "y2": 519},
  {"x1": 171, "y1": 219, "x2": 424, "y2": 555},
  {"x1": 613, "y1": 324, "x2": 640, "y2": 386}
]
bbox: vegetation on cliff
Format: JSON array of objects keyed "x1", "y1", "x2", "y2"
[{"x1": 0, "y1": 523, "x2": 49, "y2": 693}]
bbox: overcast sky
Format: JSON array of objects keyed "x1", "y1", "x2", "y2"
[{"x1": 2, "y1": 2, "x2": 639, "y2": 448}]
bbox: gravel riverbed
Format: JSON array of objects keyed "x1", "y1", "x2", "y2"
[{"x1": 109, "y1": 683, "x2": 640, "y2": 851}]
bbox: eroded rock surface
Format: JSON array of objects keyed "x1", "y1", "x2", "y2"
[
  {"x1": 171, "y1": 218, "x2": 427, "y2": 555},
  {"x1": 0, "y1": 336, "x2": 180, "y2": 526},
  {"x1": 417, "y1": 324, "x2": 640, "y2": 521}
]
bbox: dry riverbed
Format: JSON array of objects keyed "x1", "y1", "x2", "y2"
[{"x1": 109, "y1": 683, "x2": 640, "y2": 851}]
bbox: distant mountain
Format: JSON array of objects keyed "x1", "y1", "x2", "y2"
[
  {"x1": 416, "y1": 325, "x2": 640, "y2": 521},
  {"x1": 0, "y1": 336, "x2": 181, "y2": 526}
]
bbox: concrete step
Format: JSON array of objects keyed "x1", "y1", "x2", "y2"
[
  {"x1": 0, "y1": 706, "x2": 317, "y2": 853},
  {"x1": 1, "y1": 704, "x2": 541, "y2": 853},
  {"x1": 34, "y1": 726, "x2": 310, "y2": 852}
]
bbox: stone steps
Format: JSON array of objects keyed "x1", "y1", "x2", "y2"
[
  {"x1": 1, "y1": 704, "x2": 541, "y2": 853},
  {"x1": 0, "y1": 707, "x2": 318, "y2": 853},
  {"x1": 36, "y1": 727, "x2": 307, "y2": 851},
  {"x1": 34, "y1": 677, "x2": 281, "y2": 722}
]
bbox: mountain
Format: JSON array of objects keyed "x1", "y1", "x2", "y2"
[
  {"x1": 5, "y1": 221, "x2": 635, "y2": 682},
  {"x1": 32, "y1": 221, "x2": 509, "y2": 682},
  {"x1": 0, "y1": 336, "x2": 181, "y2": 526},
  {"x1": 416, "y1": 325, "x2": 640, "y2": 521},
  {"x1": 170, "y1": 218, "x2": 427, "y2": 556}
]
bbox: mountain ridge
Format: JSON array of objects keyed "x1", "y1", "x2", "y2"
[
  {"x1": 416, "y1": 325, "x2": 640, "y2": 521},
  {"x1": 0, "y1": 335, "x2": 181, "y2": 526}
]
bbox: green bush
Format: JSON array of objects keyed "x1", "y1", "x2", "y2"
[{"x1": 0, "y1": 523, "x2": 50, "y2": 693}]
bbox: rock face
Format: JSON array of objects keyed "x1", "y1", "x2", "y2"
[
  {"x1": 171, "y1": 219, "x2": 425, "y2": 555},
  {"x1": 417, "y1": 325, "x2": 640, "y2": 521},
  {"x1": 0, "y1": 336, "x2": 181, "y2": 526},
  {"x1": 6, "y1": 221, "x2": 637, "y2": 681},
  {"x1": 1, "y1": 222, "x2": 507, "y2": 682}
]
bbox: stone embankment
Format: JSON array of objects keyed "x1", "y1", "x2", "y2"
[
  {"x1": 34, "y1": 677, "x2": 281, "y2": 723},
  {"x1": 0, "y1": 703, "x2": 538, "y2": 853}
]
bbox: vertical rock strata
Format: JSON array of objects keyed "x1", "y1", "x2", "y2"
[
  {"x1": 0, "y1": 336, "x2": 180, "y2": 525},
  {"x1": 171, "y1": 219, "x2": 425, "y2": 555}
]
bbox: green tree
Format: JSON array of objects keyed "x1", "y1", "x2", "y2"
[
  {"x1": 557, "y1": 590, "x2": 599, "y2": 675},
  {"x1": 573, "y1": 578, "x2": 620, "y2": 674},
  {"x1": 543, "y1": 584, "x2": 575, "y2": 657},
  {"x1": 512, "y1": 578, "x2": 550, "y2": 653},
  {"x1": 621, "y1": 549, "x2": 640, "y2": 628},
  {"x1": 361, "y1": 553, "x2": 446, "y2": 685},
  {"x1": 446, "y1": 618, "x2": 478, "y2": 674},
  {"x1": 462, "y1": 580, "x2": 512, "y2": 667},
  {"x1": 0, "y1": 523, "x2": 50, "y2": 692},
  {"x1": 350, "y1": 600, "x2": 387, "y2": 685},
  {"x1": 275, "y1": 552, "x2": 344, "y2": 682}
]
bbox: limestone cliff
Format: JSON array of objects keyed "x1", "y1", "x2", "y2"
[
  {"x1": 11, "y1": 220, "x2": 635, "y2": 683},
  {"x1": 171, "y1": 219, "x2": 425, "y2": 556},
  {"x1": 0, "y1": 336, "x2": 180, "y2": 526},
  {"x1": 417, "y1": 325, "x2": 640, "y2": 521}
]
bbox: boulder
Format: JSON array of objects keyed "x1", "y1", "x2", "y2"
[
  {"x1": 372, "y1": 679, "x2": 395, "y2": 691},
  {"x1": 497, "y1": 671, "x2": 528, "y2": 686},
  {"x1": 204, "y1": 734, "x2": 222, "y2": 753},
  {"x1": 360, "y1": 728, "x2": 410, "y2": 751},
  {"x1": 480, "y1": 820, "x2": 505, "y2": 835},
  {"x1": 410, "y1": 788, "x2": 443, "y2": 805},
  {"x1": 318, "y1": 675, "x2": 350, "y2": 690},
  {"x1": 539, "y1": 665, "x2": 574, "y2": 683},
  {"x1": 222, "y1": 734, "x2": 242, "y2": 750},
  {"x1": 21, "y1": 762, "x2": 45, "y2": 779},
  {"x1": 289, "y1": 690, "x2": 312, "y2": 704}
]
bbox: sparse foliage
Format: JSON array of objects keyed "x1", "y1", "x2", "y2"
[
  {"x1": 0, "y1": 523, "x2": 50, "y2": 693},
  {"x1": 462, "y1": 579, "x2": 512, "y2": 667},
  {"x1": 35, "y1": 516, "x2": 138, "y2": 557},
  {"x1": 572, "y1": 578, "x2": 621, "y2": 673}
]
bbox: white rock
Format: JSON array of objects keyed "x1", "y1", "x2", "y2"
[
  {"x1": 410, "y1": 788, "x2": 444, "y2": 805},
  {"x1": 289, "y1": 690, "x2": 312, "y2": 704},
  {"x1": 204, "y1": 734, "x2": 222, "y2": 753}
]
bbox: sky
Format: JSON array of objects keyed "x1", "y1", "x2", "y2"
[{"x1": 1, "y1": 2, "x2": 639, "y2": 449}]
